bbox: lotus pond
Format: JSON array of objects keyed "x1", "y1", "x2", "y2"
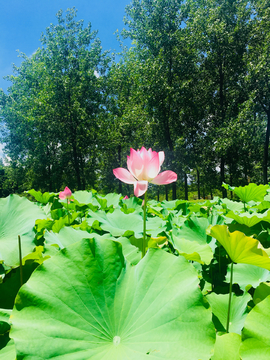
[{"x1": 1, "y1": 183, "x2": 270, "y2": 359}]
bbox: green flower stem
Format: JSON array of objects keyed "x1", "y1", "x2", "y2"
[
  {"x1": 226, "y1": 261, "x2": 234, "y2": 333},
  {"x1": 142, "y1": 191, "x2": 147, "y2": 258}
]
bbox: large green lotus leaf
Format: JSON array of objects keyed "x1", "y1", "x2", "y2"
[
  {"x1": 220, "y1": 198, "x2": 244, "y2": 212},
  {"x1": 87, "y1": 209, "x2": 108, "y2": 225},
  {"x1": 94, "y1": 209, "x2": 143, "y2": 237},
  {"x1": 45, "y1": 228, "x2": 141, "y2": 265},
  {"x1": 177, "y1": 216, "x2": 210, "y2": 245},
  {"x1": 0, "y1": 195, "x2": 46, "y2": 267},
  {"x1": 44, "y1": 227, "x2": 95, "y2": 249},
  {"x1": 122, "y1": 196, "x2": 143, "y2": 213},
  {"x1": 210, "y1": 225, "x2": 270, "y2": 269},
  {"x1": 115, "y1": 236, "x2": 141, "y2": 265},
  {"x1": 103, "y1": 193, "x2": 122, "y2": 208},
  {"x1": 226, "y1": 210, "x2": 270, "y2": 227},
  {"x1": 72, "y1": 190, "x2": 100, "y2": 207},
  {"x1": 172, "y1": 233, "x2": 213, "y2": 265},
  {"x1": 211, "y1": 332, "x2": 241, "y2": 360},
  {"x1": 145, "y1": 216, "x2": 166, "y2": 237},
  {"x1": 225, "y1": 263, "x2": 270, "y2": 291},
  {"x1": 240, "y1": 295, "x2": 270, "y2": 359},
  {"x1": 170, "y1": 213, "x2": 187, "y2": 228},
  {"x1": 10, "y1": 239, "x2": 215, "y2": 360},
  {"x1": 232, "y1": 184, "x2": 268, "y2": 203},
  {"x1": 0, "y1": 339, "x2": 16, "y2": 360},
  {"x1": 206, "y1": 292, "x2": 251, "y2": 334},
  {"x1": 87, "y1": 209, "x2": 165, "y2": 238},
  {"x1": 160, "y1": 199, "x2": 179, "y2": 210}
]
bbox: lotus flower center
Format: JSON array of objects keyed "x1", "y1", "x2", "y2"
[{"x1": 113, "y1": 336, "x2": 121, "y2": 346}]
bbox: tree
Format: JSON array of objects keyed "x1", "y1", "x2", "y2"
[
  {"x1": 0, "y1": 8, "x2": 110, "y2": 191},
  {"x1": 123, "y1": 0, "x2": 200, "y2": 199},
  {"x1": 185, "y1": 0, "x2": 252, "y2": 195},
  {"x1": 244, "y1": 0, "x2": 270, "y2": 183}
]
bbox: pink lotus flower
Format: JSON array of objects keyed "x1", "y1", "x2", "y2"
[
  {"x1": 123, "y1": 195, "x2": 129, "y2": 200},
  {"x1": 59, "y1": 186, "x2": 72, "y2": 200},
  {"x1": 113, "y1": 147, "x2": 177, "y2": 197}
]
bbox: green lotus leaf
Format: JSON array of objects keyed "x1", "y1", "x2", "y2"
[
  {"x1": 170, "y1": 213, "x2": 187, "y2": 228},
  {"x1": 210, "y1": 225, "x2": 270, "y2": 269},
  {"x1": 10, "y1": 239, "x2": 215, "y2": 360},
  {"x1": 0, "y1": 195, "x2": 46, "y2": 267},
  {"x1": 0, "y1": 309, "x2": 14, "y2": 360},
  {"x1": 72, "y1": 190, "x2": 100, "y2": 207},
  {"x1": 121, "y1": 196, "x2": 143, "y2": 213},
  {"x1": 253, "y1": 282, "x2": 270, "y2": 305},
  {"x1": 87, "y1": 209, "x2": 165, "y2": 238},
  {"x1": 27, "y1": 189, "x2": 56, "y2": 204},
  {"x1": 177, "y1": 216, "x2": 211, "y2": 245},
  {"x1": 252, "y1": 201, "x2": 270, "y2": 212},
  {"x1": 115, "y1": 236, "x2": 141, "y2": 265},
  {"x1": 160, "y1": 199, "x2": 179, "y2": 210},
  {"x1": 21, "y1": 246, "x2": 50, "y2": 266},
  {"x1": 145, "y1": 216, "x2": 166, "y2": 237},
  {"x1": 226, "y1": 210, "x2": 270, "y2": 227},
  {"x1": 220, "y1": 198, "x2": 244, "y2": 212},
  {"x1": 104, "y1": 193, "x2": 122, "y2": 208},
  {"x1": 206, "y1": 292, "x2": 251, "y2": 334},
  {"x1": 0, "y1": 309, "x2": 12, "y2": 324},
  {"x1": 45, "y1": 228, "x2": 141, "y2": 265},
  {"x1": 231, "y1": 183, "x2": 268, "y2": 203},
  {"x1": 0, "y1": 339, "x2": 16, "y2": 360},
  {"x1": 172, "y1": 233, "x2": 213, "y2": 265},
  {"x1": 211, "y1": 332, "x2": 241, "y2": 360},
  {"x1": 44, "y1": 227, "x2": 95, "y2": 249},
  {"x1": 225, "y1": 263, "x2": 270, "y2": 291},
  {"x1": 240, "y1": 295, "x2": 270, "y2": 359}
]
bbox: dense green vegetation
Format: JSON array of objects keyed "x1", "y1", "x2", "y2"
[{"x1": 0, "y1": 0, "x2": 270, "y2": 199}]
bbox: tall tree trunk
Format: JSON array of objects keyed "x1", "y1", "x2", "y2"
[
  {"x1": 230, "y1": 171, "x2": 233, "y2": 199},
  {"x1": 184, "y1": 172, "x2": 188, "y2": 200},
  {"x1": 221, "y1": 156, "x2": 227, "y2": 198},
  {"x1": 263, "y1": 110, "x2": 270, "y2": 184},
  {"x1": 197, "y1": 168, "x2": 200, "y2": 199},
  {"x1": 72, "y1": 144, "x2": 81, "y2": 190},
  {"x1": 80, "y1": 155, "x2": 86, "y2": 190}
]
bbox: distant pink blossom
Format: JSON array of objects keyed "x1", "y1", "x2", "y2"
[
  {"x1": 59, "y1": 187, "x2": 72, "y2": 200},
  {"x1": 113, "y1": 147, "x2": 177, "y2": 197},
  {"x1": 123, "y1": 195, "x2": 129, "y2": 200}
]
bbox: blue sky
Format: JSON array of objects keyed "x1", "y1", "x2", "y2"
[{"x1": 0, "y1": 0, "x2": 132, "y2": 93}]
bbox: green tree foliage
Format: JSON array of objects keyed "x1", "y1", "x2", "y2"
[
  {"x1": 243, "y1": 0, "x2": 270, "y2": 184},
  {"x1": 123, "y1": 0, "x2": 202, "y2": 199},
  {"x1": 0, "y1": 8, "x2": 110, "y2": 192},
  {"x1": 185, "y1": 0, "x2": 252, "y2": 196}
]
